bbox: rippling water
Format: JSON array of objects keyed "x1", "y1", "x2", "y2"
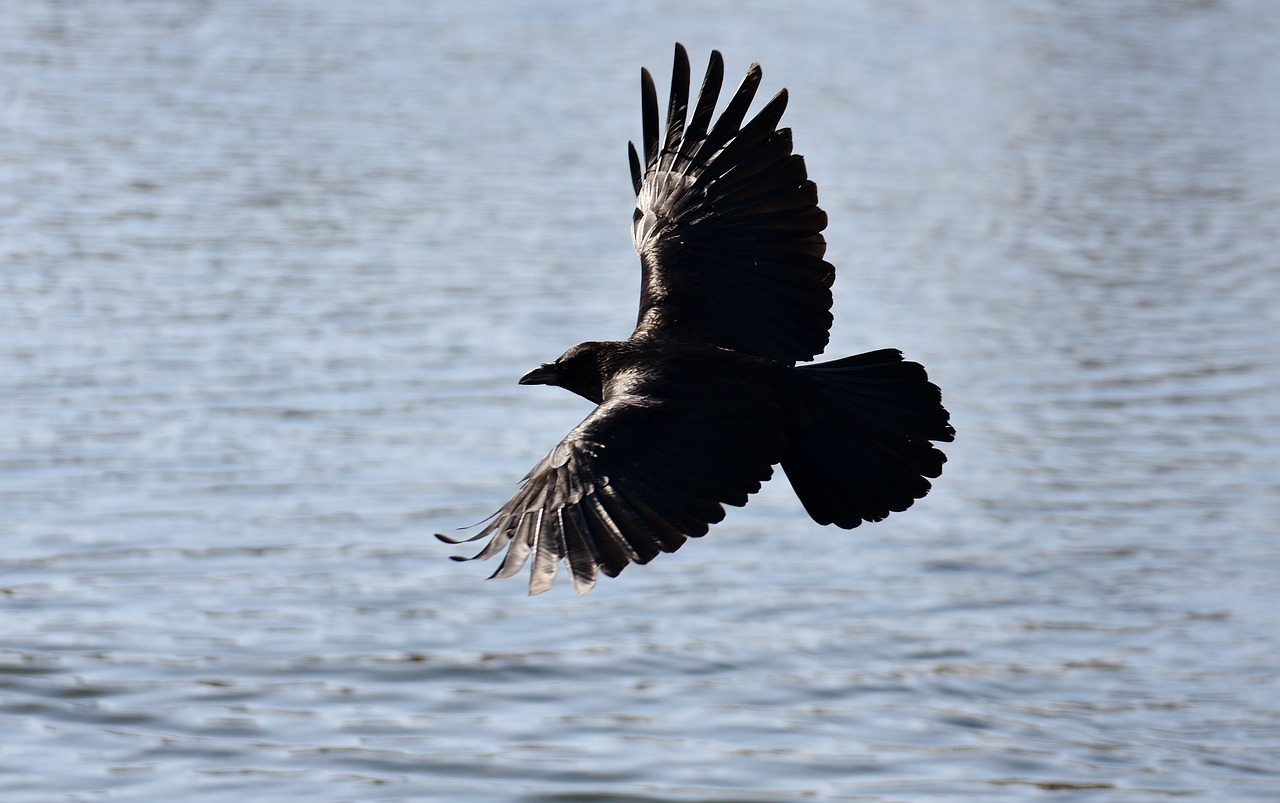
[{"x1": 3, "y1": 2, "x2": 1279, "y2": 801}]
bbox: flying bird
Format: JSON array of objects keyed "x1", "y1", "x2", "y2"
[{"x1": 439, "y1": 44, "x2": 954, "y2": 594}]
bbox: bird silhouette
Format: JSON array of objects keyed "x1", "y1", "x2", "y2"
[{"x1": 439, "y1": 44, "x2": 954, "y2": 595}]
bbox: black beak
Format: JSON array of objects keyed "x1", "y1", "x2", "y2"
[{"x1": 518, "y1": 364, "x2": 558, "y2": 386}]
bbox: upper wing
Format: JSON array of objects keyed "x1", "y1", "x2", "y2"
[
  {"x1": 438, "y1": 376, "x2": 784, "y2": 595},
  {"x1": 629, "y1": 44, "x2": 835, "y2": 364}
]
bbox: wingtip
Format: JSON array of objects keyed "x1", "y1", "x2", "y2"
[
  {"x1": 435, "y1": 526, "x2": 491, "y2": 545},
  {"x1": 640, "y1": 66, "x2": 660, "y2": 165},
  {"x1": 628, "y1": 141, "x2": 642, "y2": 193}
]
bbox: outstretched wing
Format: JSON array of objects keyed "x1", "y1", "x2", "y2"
[
  {"x1": 629, "y1": 43, "x2": 835, "y2": 364},
  {"x1": 438, "y1": 377, "x2": 784, "y2": 595}
]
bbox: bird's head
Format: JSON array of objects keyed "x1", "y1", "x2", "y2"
[{"x1": 519, "y1": 341, "x2": 610, "y2": 404}]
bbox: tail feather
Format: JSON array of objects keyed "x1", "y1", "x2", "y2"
[{"x1": 782, "y1": 349, "x2": 953, "y2": 528}]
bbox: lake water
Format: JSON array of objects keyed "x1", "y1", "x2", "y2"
[{"x1": 3, "y1": 1, "x2": 1279, "y2": 800}]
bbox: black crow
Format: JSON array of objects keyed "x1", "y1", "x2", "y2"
[{"x1": 439, "y1": 44, "x2": 954, "y2": 595}]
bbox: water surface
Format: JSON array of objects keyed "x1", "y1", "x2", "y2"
[{"x1": 3, "y1": 1, "x2": 1279, "y2": 800}]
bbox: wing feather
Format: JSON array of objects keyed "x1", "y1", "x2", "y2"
[
  {"x1": 593, "y1": 483, "x2": 670, "y2": 561},
  {"x1": 438, "y1": 377, "x2": 783, "y2": 594},
  {"x1": 683, "y1": 50, "x2": 722, "y2": 147},
  {"x1": 662, "y1": 45, "x2": 690, "y2": 161},
  {"x1": 640, "y1": 68, "x2": 660, "y2": 167},
  {"x1": 631, "y1": 44, "x2": 835, "y2": 363}
]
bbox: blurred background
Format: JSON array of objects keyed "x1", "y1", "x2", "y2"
[{"x1": 2, "y1": 1, "x2": 1278, "y2": 800}]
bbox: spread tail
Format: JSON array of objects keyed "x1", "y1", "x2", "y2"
[{"x1": 781, "y1": 348, "x2": 954, "y2": 528}]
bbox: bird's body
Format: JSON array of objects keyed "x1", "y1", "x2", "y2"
[{"x1": 440, "y1": 45, "x2": 954, "y2": 594}]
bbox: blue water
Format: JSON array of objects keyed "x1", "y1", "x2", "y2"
[{"x1": 3, "y1": 1, "x2": 1279, "y2": 800}]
